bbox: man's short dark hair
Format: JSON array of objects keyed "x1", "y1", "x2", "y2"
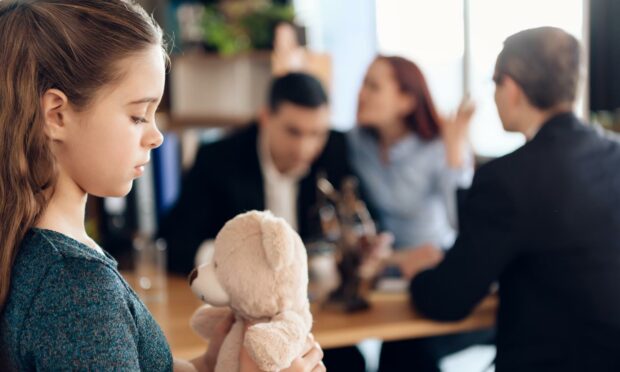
[
  {"x1": 495, "y1": 27, "x2": 581, "y2": 109},
  {"x1": 268, "y1": 72, "x2": 328, "y2": 112}
]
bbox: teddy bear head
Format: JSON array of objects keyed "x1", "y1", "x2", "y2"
[
  {"x1": 189, "y1": 211, "x2": 313, "y2": 370},
  {"x1": 190, "y1": 210, "x2": 310, "y2": 322}
]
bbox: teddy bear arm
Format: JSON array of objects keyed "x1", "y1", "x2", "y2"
[
  {"x1": 214, "y1": 320, "x2": 244, "y2": 372},
  {"x1": 190, "y1": 305, "x2": 233, "y2": 339},
  {"x1": 243, "y1": 311, "x2": 309, "y2": 371}
]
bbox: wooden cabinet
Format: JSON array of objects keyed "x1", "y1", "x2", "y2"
[{"x1": 169, "y1": 52, "x2": 272, "y2": 129}]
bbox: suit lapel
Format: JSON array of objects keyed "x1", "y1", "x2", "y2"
[{"x1": 235, "y1": 125, "x2": 265, "y2": 212}]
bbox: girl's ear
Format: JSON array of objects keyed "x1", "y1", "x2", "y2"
[{"x1": 41, "y1": 88, "x2": 70, "y2": 141}]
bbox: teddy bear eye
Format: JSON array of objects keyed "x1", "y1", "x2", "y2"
[{"x1": 213, "y1": 261, "x2": 218, "y2": 269}]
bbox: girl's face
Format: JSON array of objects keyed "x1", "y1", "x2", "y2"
[
  {"x1": 357, "y1": 59, "x2": 414, "y2": 130},
  {"x1": 52, "y1": 45, "x2": 165, "y2": 197}
]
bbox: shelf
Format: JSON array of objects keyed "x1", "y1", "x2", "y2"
[
  {"x1": 170, "y1": 50, "x2": 272, "y2": 61},
  {"x1": 167, "y1": 115, "x2": 254, "y2": 130},
  {"x1": 169, "y1": 53, "x2": 271, "y2": 129}
]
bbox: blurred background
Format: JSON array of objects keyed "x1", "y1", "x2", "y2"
[
  {"x1": 79, "y1": 1, "x2": 620, "y2": 371},
  {"x1": 87, "y1": 0, "x2": 620, "y2": 278}
]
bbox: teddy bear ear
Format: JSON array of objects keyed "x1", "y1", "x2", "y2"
[{"x1": 260, "y1": 214, "x2": 295, "y2": 271}]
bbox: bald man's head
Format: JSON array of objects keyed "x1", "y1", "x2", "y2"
[{"x1": 494, "y1": 27, "x2": 581, "y2": 110}]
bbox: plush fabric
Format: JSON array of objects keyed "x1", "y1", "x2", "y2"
[{"x1": 190, "y1": 211, "x2": 312, "y2": 372}]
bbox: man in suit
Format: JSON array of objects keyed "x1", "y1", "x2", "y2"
[
  {"x1": 159, "y1": 72, "x2": 355, "y2": 275},
  {"x1": 401, "y1": 27, "x2": 620, "y2": 372}
]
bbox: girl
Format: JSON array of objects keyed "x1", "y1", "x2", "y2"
[{"x1": 0, "y1": 1, "x2": 324, "y2": 371}]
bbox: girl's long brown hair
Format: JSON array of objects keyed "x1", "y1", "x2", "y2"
[{"x1": 0, "y1": 0, "x2": 166, "y2": 313}]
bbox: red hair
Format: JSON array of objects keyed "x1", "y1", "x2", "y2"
[{"x1": 377, "y1": 56, "x2": 441, "y2": 140}]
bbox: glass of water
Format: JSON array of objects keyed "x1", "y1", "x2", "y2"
[{"x1": 133, "y1": 235, "x2": 167, "y2": 303}]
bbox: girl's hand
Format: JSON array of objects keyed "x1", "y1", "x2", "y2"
[
  {"x1": 187, "y1": 312, "x2": 235, "y2": 372},
  {"x1": 206, "y1": 313, "x2": 235, "y2": 371},
  {"x1": 240, "y1": 333, "x2": 325, "y2": 372},
  {"x1": 282, "y1": 334, "x2": 325, "y2": 372}
]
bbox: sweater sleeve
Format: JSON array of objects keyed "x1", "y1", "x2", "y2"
[{"x1": 19, "y1": 258, "x2": 142, "y2": 370}]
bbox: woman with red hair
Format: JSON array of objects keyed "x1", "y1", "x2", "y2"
[
  {"x1": 346, "y1": 55, "x2": 492, "y2": 372},
  {"x1": 350, "y1": 55, "x2": 474, "y2": 255}
]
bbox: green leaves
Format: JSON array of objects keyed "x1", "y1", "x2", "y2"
[{"x1": 201, "y1": 4, "x2": 295, "y2": 56}]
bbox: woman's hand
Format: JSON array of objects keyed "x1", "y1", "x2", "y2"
[
  {"x1": 440, "y1": 97, "x2": 475, "y2": 168},
  {"x1": 359, "y1": 232, "x2": 394, "y2": 279},
  {"x1": 240, "y1": 333, "x2": 325, "y2": 372},
  {"x1": 396, "y1": 244, "x2": 445, "y2": 280}
]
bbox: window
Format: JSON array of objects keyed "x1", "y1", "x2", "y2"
[{"x1": 376, "y1": 0, "x2": 587, "y2": 157}]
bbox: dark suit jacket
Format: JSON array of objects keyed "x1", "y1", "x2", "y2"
[
  {"x1": 159, "y1": 124, "x2": 357, "y2": 275},
  {"x1": 411, "y1": 113, "x2": 620, "y2": 372}
]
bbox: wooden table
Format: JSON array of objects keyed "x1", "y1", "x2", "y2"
[{"x1": 123, "y1": 273, "x2": 497, "y2": 360}]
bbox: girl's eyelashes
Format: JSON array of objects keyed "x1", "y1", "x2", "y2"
[{"x1": 131, "y1": 116, "x2": 148, "y2": 125}]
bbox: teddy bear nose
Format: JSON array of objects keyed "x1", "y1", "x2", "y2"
[{"x1": 188, "y1": 268, "x2": 198, "y2": 286}]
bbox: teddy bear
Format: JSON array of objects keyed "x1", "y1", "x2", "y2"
[{"x1": 188, "y1": 210, "x2": 313, "y2": 372}]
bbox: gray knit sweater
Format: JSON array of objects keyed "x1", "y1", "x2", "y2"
[{"x1": 0, "y1": 228, "x2": 173, "y2": 371}]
